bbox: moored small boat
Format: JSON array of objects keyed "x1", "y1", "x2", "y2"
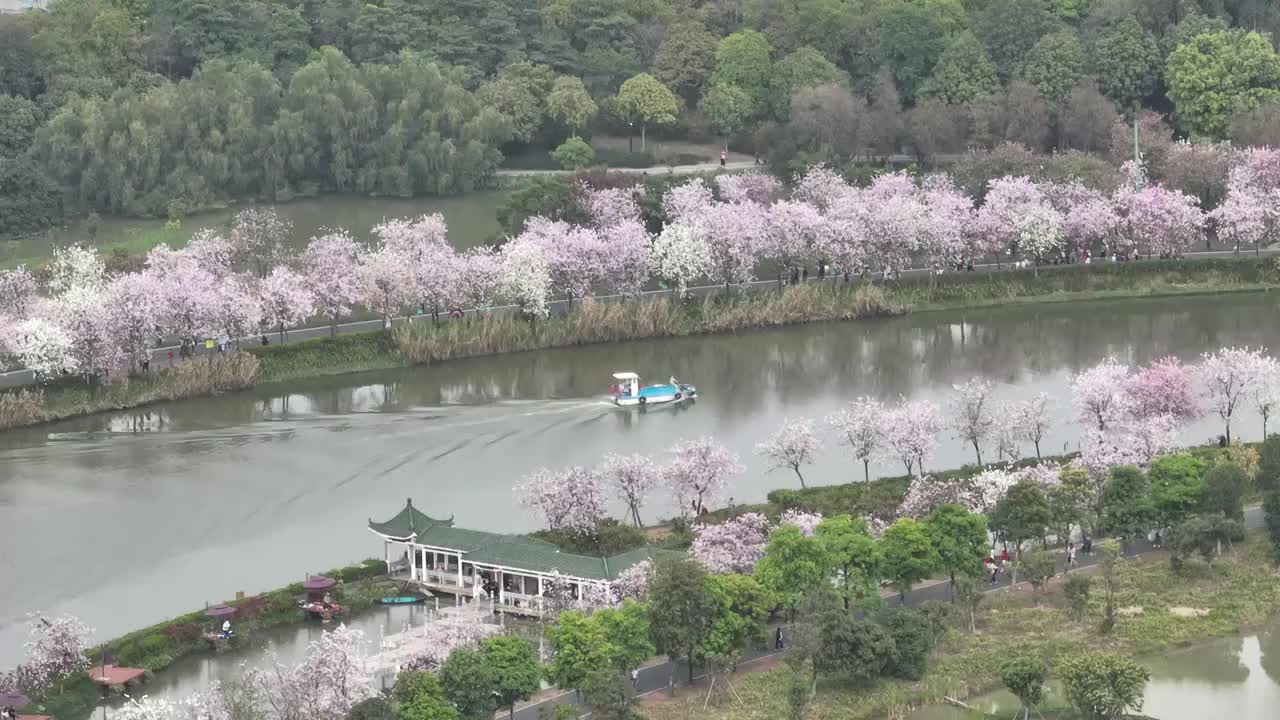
[
  {"x1": 376, "y1": 595, "x2": 429, "y2": 605},
  {"x1": 607, "y1": 371, "x2": 697, "y2": 408}
]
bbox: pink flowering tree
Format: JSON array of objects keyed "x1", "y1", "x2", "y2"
[
  {"x1": 663, "y1": 436, "x2": 744, "y2": 518},
  {"x1": 716, "y1": 172, "x2": 782, "y2": 205},
  {"x1": 210, "y1": 275, "x2": 263, "y2": 348},
  {"x1": 756, "y1": 416, "x2": 821, "y2": 488},
  {"x1": 104, "y1": 274, "x2": 160, "y2": 372},
  {"x1": 23, "y1": 615, "x2": 92, "y2": 693},
  {"x1": 993, "y1": 403, "x2": 1023, "y2": 463},
  {"x1": 651, "y1": 222, "x2": 711, "y2": 297},
  {"x1": 517, "y1": 218, "x2": 603, "y2": 303},
  {"x1": 823, "y1": 192, "x2": 870, "y2": 277},
  {"x1": 1197, "y1": 346, "x2": 1269, "y2": 444},
  {"x1": 245, "y1": 623, "x2": 374, "y2": 720},
  {"x1": 458, "y1": 246, "x2": 502, "y2": 312},
  {"x1": 778, "y1": 509, "x2": 823, "y2": 537},
  {"x1": 1116, "y1": 185, "x2": 1204, "y2": 258},
  {"x1": 1071, "y1": 357, "x2": 1130, "y2": 431},
  {"x1": 826, "y1": 397, "x2": 884, "y2": 483},
  {"x1": 1251, "y1": 355, "x2": 1280, "y2": 438},
  {"x1": 699, "y1": 201, "x2": 767, "y2": 290},
  {"x1": 146, "y1": 250, "x2": 219, "y2": 348},
  {"x1": 612, "y1": 559, "x2": 654, "y2": 601},
  {"x1": 1054, "y1": 182, "x2": 1118, "y2": 259},
  {"x1": 183, "y1": 230, "x2": 235, "y2": 278},
  {"x1": 499, "y1": 239, "x2": 554, "y2": 319},
  {"x1": 10, "y1": 318, "x2": 73, "y2": 379},
  {"x1": 793, "y1": 165, "x2": 852, "y2": 210},
  {"x1": 1211, "y1": 183, "x2": 1268, "y2": 255},
  {"x1": 356, "y1": 247, "x2": 414, "y2": 328},
  {"x1": 402, "y1": 615, "x2": 500, "y2": 671},
  {"x1": 965, "y1": 468, "x2": 1020, "y2": 514},
  {"x1": 257, "y1": 267, "x2": 315, "y2": 343},
  {"x1": 598, "y1": 220, "x2": 652, "y2": 298},
  {"x1": 374, "y1": 214, "x2": 460, "y2": 319},
  {"x1": 919, "y1": 175, "x2": 971, "y2": 277},
  {"x1": 1124, "y1": 413, "x2": 1181, "y2": 464},
  {"x1": 516, "y1": 466, "x2": 608, "y2": 534},
  {"x1": 662, "y1": 178, "x2": 714, "y2": 223},
  {"x1": 579, "y1": 184, "x2": 643, "y2": 227},
  {"x1": 57, "y1": 285, "x2": 119, "y2": 379},
  {"x1": 301, "y1": 232, "x2": 360, "y2": 336},
  {"x1": 1011, "y1": 392, "x2": 1053, "y2": 458},
  {"x1": 884, "y1": 399, "x2": 943, "y2": 476},
  {"x1": 47, "y1": 245, "x2": 104, "y2": 295},
  {"x1": 599, "y1": 452, "x2": 660, "y2": 526},
  {"x1": 230, "y1": 207, "x2": 293, "y2": 277},
  {"x1": 0, "y1": 266, "x2": 36, "y2": 317},
  {"x1": 976, "y1": 176, "x2": 1064, "y2": 272},
  {"x1": 897, "y1": 475, "x2": 969, "y2": 518},
  {"x1": 949, "y1": 378, "x2": 997, "y2": 466},
  {"x1": 1126, "y1": 356, "x2": 1199, "y2": 424},
  {"x1": 863, "y1": 188, "x2": 924, "y2": 278},
  {"x1": 689, "y1": 512, "x2": 770, "y2": 573},
  {"x1": 766, "y1": 200, "x2": 825, "y2": 284}
]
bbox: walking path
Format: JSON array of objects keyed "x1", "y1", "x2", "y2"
[
  {"x1": 497, "y1": 161, "x2": 758, "y2": 177},
  {"x1": 2, "y1": 249, "x2": 1272, "y2": 390},
  {"x1": 512, "y1": 507, "x2": 1265, "y2": 719}
]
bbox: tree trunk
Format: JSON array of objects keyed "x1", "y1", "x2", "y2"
[
  {"x1": 687, "y1": 652, "x2": 696, "y2": 683},
  {"x1": 1034, "y1": 440, "x2": 1041, "y2": 459},
  {"x1": 641, "y1": 124, "x2": 647, "y2": 151},
  {"x1": 972, "y1": 439, "x2": 983, "y2": 467},
  {"x1": 863, "y1": 459, "x2": 870, "y2": 484},
  {"x1": 795, "y1": 467, "x2": 806, "y2": 489}
]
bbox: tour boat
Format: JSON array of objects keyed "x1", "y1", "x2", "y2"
[{"x1": 608, "y1": 371, "x2": 697, "y2": 407}]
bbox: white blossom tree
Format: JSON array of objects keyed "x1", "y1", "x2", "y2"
[{"x1": 755, "y1": 417, "x2": 821, "y2": 488}]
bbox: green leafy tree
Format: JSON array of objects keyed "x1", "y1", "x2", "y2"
[
  {"x1": 710, "y1": 29, "x2": 772, "y2": 109},
  {"x1": 989, "y1": 480, "x2": 1052, "y2": 585},
  {"x1": 593, "y1": 600, "x2": 655, "y2": 672},
  {"x1": 924, "y1": 504, "x2": 989, "y2": 597},
  {"x1": 546, "y1": 610, "x2": 612, "y2": 693},
  {"x1": 874, "y1": 607, "x2": 932, "y2": 680},
  {"x1": 478, "y1": 62, "x2": 556, "y2": 143},
  {"x1": 1064, "y1": 574, "x2": 1091, "y2": 622},
  {"x1": 1098, "y1": 539, "x2": 1121, "y2": 634},
  {"x1": 1264, "y1": 490, "x2": 1280, "y2": 565},
  {"x1": 699, "y1": 83, "x2": 756, "y2": 148},
  {"x1": 1103, "y1": 466, "x2": 1156, "y2": 543},
  {"x1": 1088, "y1": 17, "x2": 1161, "y2": 108},
  {"x1": 648, "y1": 556, "x2": 720, "y2": 685},
  {"x1": 815, "y1": 515, "x2": 882, "y2": 609},
  {"x1": 1001, "y1": 652, "x2": 1047, "y2": 720},
  {"x1": 482, "y1": 636, "x2": 542, "y2": 720},
  {"x1": 954, "y1": 576, "x2": 983, "y2": 632},
  {"x1": 394, "y1": 672, "x2": 459, "y2": 720},
  {"x1": 1058, "y1": 653, "x2": 1151, "y2": 720},
  {"x1": 1166, "y1": 29, "x2": 1280, "y2": 138},
  {"x1": 1149, "y1": 453, "x2": 1206, "y2": 529},
  {"x1": 652, "y1": 23, "x2": 719, "y2": 104},
  {"x1": 1201, "y1": 461, "x2": 1248, "y2": 522},
  {"x1": 1259, "y1": 434, "x2": 1280, "y2": 493},
  {"x1": 439, "y1": 648, "x2": 499, "y2": 719},
  {"x1": 975, "y1": 0, "x2": 1057, "y2": 81},
  {"x1": 614, "y1": 72, "x2": 680, "y2": 151},
  {"x1": 880, "y1": 518, "x2": 941, "y2": 600},
  {"x1": 920, "y1": 31, "x2": 999, "y2": 105},
  {"x1": 546, "y1": 76, "x2": 597, "y2": 136},
  {"x1": 0, "y1": 94, "x2": 40, "y2": 159},
  {"x1": 1022, "y1": 29, "x2": 1086, "y2": 105},
  {"x1": 768, "y1": 46, "x2": 848, "y2": 120},
  {"x1": 792, "y1": 585, "x2": 896, "y2": 690},
  {"x1": 704, "y1": 573, "x2": 770, "y2": 665},
  {"x1": 874, "y1": 0, "x2": 960, "y2": 102},
  {"x1": 1021, "y1": 550, "x2": 1057, "y2": 602},
  {"x1": 580, "y1": 669, "x2": 636, "y2": 720},
  {"x1": 348, "y1": 697, "x2": 398, "y2": 720},
  {"x1": 552, "y1": 137, "x2": 595, "y2": 170},
  {"x1": 756, "y1": 524, "x2": 833, "y2": 613},
  {"x1": 1048, "y1": 465, "x2": 1094, "y2": 543}
]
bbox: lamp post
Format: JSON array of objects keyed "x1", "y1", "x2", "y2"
[{"x1": 628, "y1": 120, "x2": 635, "y2": 153}]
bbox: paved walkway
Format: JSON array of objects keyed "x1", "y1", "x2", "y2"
[
  {"x1": 497, "y1": 161, "x2": 758, "y2": 177},
  {"x1": 514, "y1": 507, "x2": 1264, "y2": 719}
]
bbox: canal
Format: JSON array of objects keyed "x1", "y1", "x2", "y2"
[{"x1": 1, "y1": 292, "x2": 1278, "y2": 664}]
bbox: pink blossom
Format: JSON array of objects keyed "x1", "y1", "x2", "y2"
[
  {"x1": 245, "y1": 623, "x2": 374, "y2": 718},
  {"x1": 1071, "y1": 357, "x2": 1130, "y2": 431},
  {"x1": 864, "y1": 190, "x2": 925, "y2": 276},
  {"x1": 1116, "y1": 184, "x2": 1204, "y2": 257},
  {"x1": 778, "y1": 509, "x2": 823, "y2": 537},
  {"x1": 793, "y1": 165, "x2": 852, "y2": 210},
  {"x1": 897, "y1": 475, "x2": 969, "y2": 518},
  {"x1": 663, "y1": 436, "x2": 744, "y2": 517},
  {"x1": 756, "y1": 416, "x2": 821, "y2": 488},
  {"x1": 1053, "y1": 183, "x2": 1119, "y2": 258},
  {"x1": 1123, "y1": 413, "x2": 1181, "y2": 463},
  {"x1": 103, "y1": 274, "x2": 161, "y2": 372},
  {"x1": 301, "y1": 232, "x2": 360, "y2": 333},
  {"x1": 1197, "y1": 346, "x2": 1270, "y2": 444},
  {"x1": 56, "y1": 284, "x2": 119, "y2": 377},
  {"x1": 976, "y1": 176, "x2": 1064, "y2": 267},
  {"x1": 884, "y1": 398, "x2": 944, "y2": 476},
  {"x1": 919, "y1": 175, "x2": 971, "y2": 273},
  {"x1": 257, "y1": 267, "x2": 315, "y2": 342},
  {"x1": 148, "y1": 255, "x2": 219, "y2": 345},
  {"x1": 0, "y1": 266, "x2": 36, "y2": 317},
  {"x1": 516, "y1": 466, "x2": 607, "y2": 534},
  {"x1": 599, "y1": 452, "x2": 660, "y2": 526},
  {"x1": 1252, "y1": 356, "x2": 1280, "y2": 439},
  {"x1": 23, "y1": 614, "x2": 92, "y2": 692},
  {"x1": 579, "y1": 184, "x2": 643, "y2": 227},
  {"x1": 499, "y1": 240, "x2": 553, "y2": 318},
  {"x1": 766, "y1": 200, "x2": 825, "y2": 279},
  {"x1": 612, "y1": 559, "x2": 654, "y2": 601},
  {"x1": 47, "y1": 245, "x2": 104, "y2": 295},
  {"x1": 662, "y1": 179, "x2": 714, "y2": 223},
  {"x1": 458, "y1": 246, "x2": 501, "y2": 311},
  {"x1": 964, "y1": 468, "x2": 1019, "y2": 514},
  {"x1": 598, "y1": 220, "x2": 652, "y2": 297},
  {"x1": 651, "y1": 222, "x2": 711, "y2": 296},
  {"x1": 1014, "y1": 462, "x2": 1062, "y2": 489},
  {"x1": 689, "y1": 512, "x2": 770, "y2": 573},
  {"x1": 356, "y1": 247, "x2": 414, "y2": 328},
  {"x1": 209, "y1": 274, "x2": 263, "y2": 346},
  {"x1": 516, "y1": 218, "x2": 603, "y2": 301},
  {"x1": 949, "y1": 378, "x2": 997, "y2": 466},
  {"x1": 699, "y1": 201, "x2": 766, "y2": 288},
  {"x1": 183, "y1": 230, "x2": 235, "y2": 278},
  {"x1": 1008, "y1": 393, "x2": 1053, "y2": 459},
  {"x1": 7, "y1": 318, "x2": 72, "y2": 378},
  {"x1": 716, "y1": 172, "x2": 782, "y2": 205},
  {"x1": 402, "y1": 615, "x2": 499, "y2": 671},
  {"x1": 993, "y1": 403, "x2": 1024, "y2": 463},
  {"x1": 826, "y1": 397, "x2": 884, "y2": 483},
  {"x1": 231, "y1": 207, "x2": 293, "y2": 276},
  {"x1": 1126, "y1": 356, "x2": 1199, "y2": 423}
]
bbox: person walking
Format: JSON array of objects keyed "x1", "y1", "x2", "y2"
[
  {"x1": 631, "y1": 668, "x2": 639, "y2": 688},
  {"x1": 1066, "y1": 542, "x2": 1076, "y2": 568},
  {"x1": 774, "y1": 627, "x2": 784, "y2": 650},
  {"x1": 720, "y1": 150, "x2": 727, "y2": 167}
]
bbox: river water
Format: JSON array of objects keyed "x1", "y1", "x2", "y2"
[
  {"x1": 0, "y1": 192, "x2": 507, "y2": 266},
  {"x1": 907, "y1": 620, "x2": 1280, "y2": 719},
  {"x1": 2, "y1": 292, "x2": 1279, "y2": 665}
]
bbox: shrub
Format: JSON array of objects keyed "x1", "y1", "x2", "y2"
[
  {"x1": 1022, "y1": 550, "x2": 1057, "y2": 600},
  {"x1": 0, "y1": 388, "x2": 48, "y2": 429},
  {"x1": 1202, "y1": 462, "x2": 1248, "y2": 521},
  {"x1": 1058, "y1": 653, "x2": 1150, "y2": 720},
  {"x1": 1000, "y1": 652, "x2": 1047, "y2": 717},
  {"x1": 1257, "y1": 434, "x2": 1280, "y2": 492},
  {"x1": 1064, "y1": 574, "x2": 1091, "y2": 621},
  {"x1": 1265, "y1": 491, "x2": 1280, "y2": 566},
  {"x1": 552, "y1": 137, "x2": 596, "y2": 170},
  {"x1": 348, "y1": 697, "x2": 398, "y2": 720},
  {"x1": 873, "y1": 607, "x2": 933, "y2": 680},
  {"x1": 528, "y1": 519, "x2": 648, "y2": 556}
]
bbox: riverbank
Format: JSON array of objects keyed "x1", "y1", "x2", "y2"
[
  {"x1": 3, "y1": 256, "x2": 1278, "y2": 430},
  {"x1": 642, "y1": 531, "x2": 1280, "y2": 720},
  {"x1": 17, "y1": 558, "x2": 386, "y2": 720}
]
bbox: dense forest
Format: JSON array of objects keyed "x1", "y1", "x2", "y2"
[{"x1": 1, "y1": 0, "x2": 1280, "y2": 237}]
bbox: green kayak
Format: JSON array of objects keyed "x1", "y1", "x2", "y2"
[{"x1": 377, "y1": 596, "x2": 427, "y2": 605}]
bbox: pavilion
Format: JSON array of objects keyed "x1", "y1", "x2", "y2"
[{"x1": 368, "y1": 498, "x2": 674, "y2": 612}]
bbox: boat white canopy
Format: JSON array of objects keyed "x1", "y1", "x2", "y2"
[{"x1": 612, "y1": 372, "x2": 639, "y2": 380}]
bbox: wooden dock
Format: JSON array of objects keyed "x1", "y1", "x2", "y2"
[
  {"x1": 396, "y1": 574, "x2": 548, "y2": 619},
  {"x1": 89, "y1": 665, "x2": 147, "y2": 693}
]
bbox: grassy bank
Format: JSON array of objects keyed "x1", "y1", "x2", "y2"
[
  {"x1": 20, "y1": 558, "x2": 386, "y2": 720},
  {"x1": 4, "y1": 256, "x2": 1279, "y2": 430},
  {"x1": 643, "y1": 532, "x2": 1280, "y2": 720}
]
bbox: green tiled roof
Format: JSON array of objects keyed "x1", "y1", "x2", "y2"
[{"x1": 369, "y1": 499, "x2": 683, "y2": 581}]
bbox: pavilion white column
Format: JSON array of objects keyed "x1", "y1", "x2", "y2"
[
  {"x1": 498, "y1": 570, "x2": 505, "y2": 605},
  {"x1": 383, "y1": 541, "x2": 390, "y2": 573},
  {"x1": 457, "y1": 554, "x2": 463, "y2": 587},
  {"x1": 409, "y1": 543, "x2": 417, "y2": 581}
]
